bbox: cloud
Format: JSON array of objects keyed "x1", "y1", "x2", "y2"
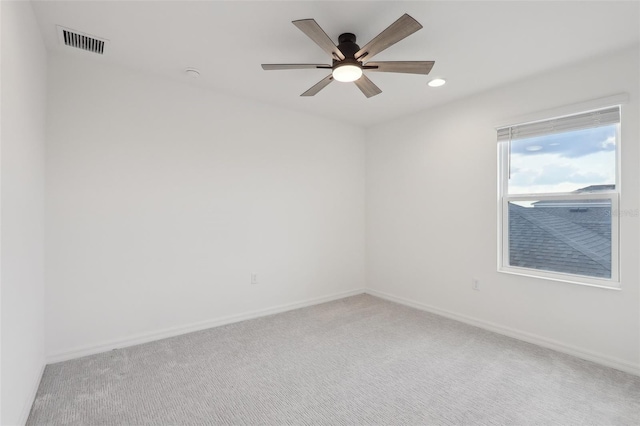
[
  {"x1": 510, "y1": 124, "x2": 616, "y2": 158},
  {"x1": 509, "y1": 149, "x2": 616, "y2": 194},
  {"x1": 530, "y1": 164, "x2": 608, "y2": 185}
]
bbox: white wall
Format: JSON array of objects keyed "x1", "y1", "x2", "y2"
[
  {"x1": 1, "y1": 1, "x2": 48, "y2": 424},
  {"x1": 45, "y1": 53, "x2": 366, "y2": 360},
  {"x1": 366, "y1": 47, "x2": 640, "y2": 373}
]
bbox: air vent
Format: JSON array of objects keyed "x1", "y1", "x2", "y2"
[{"x1": 56, "y1": 26, "x2": 108, "y2": 55}]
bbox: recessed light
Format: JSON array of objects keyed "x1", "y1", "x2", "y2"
[
  {"x1": 185, "y1": 68, "x2": 200, "y2": 78},
  {"x1": 428, "y1": 78, "x2": 446, "y2": 87},
  {"x1": 526, "y1": 145, "x2": 543, "y2": 152}
]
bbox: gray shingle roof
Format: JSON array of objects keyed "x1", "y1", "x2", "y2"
[
  {"x1": 509, "y1": 204, "x2": 611, "y2": 278},
  {"x1": 573, "y1": 184, "x2": 615, "y2": 193}
]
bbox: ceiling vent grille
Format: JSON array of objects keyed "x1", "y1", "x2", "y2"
[{"x1": 56, "y1": 26, "x2": 108, "y2": 55}]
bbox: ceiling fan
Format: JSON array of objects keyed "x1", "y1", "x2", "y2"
[{"x1": 261, "y1": 14, "x2": 434, "y2": 98}]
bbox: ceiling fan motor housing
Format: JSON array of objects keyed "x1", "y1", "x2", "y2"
[{"x1": 334, "y1": 33, "x2": 361, "y2": 68}]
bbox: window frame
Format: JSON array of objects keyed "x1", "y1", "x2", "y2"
[{"x1": 497, "y1": 111, "x2": 621, "y2": 289}]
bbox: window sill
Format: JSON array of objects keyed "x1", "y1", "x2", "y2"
[{"x1": 498, "y1": 266, "x2": 621, "y2": 290}]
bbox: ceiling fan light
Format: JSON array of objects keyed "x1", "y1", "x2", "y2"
[{"x1": 332, "y1": 64, "x2": 363, "y2": 83}]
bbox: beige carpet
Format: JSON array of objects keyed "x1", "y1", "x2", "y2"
[{"x1": 28, "y1": 294, "x2": 640, "y2": 425}]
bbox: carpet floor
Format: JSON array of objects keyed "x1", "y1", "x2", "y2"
[{"x1": 28, "y1": 294, "x2": 640, "y2": 425}]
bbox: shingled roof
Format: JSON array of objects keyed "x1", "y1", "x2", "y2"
[
  {"x1": 573, "y1": 184, "x2": 615, "y2": 193},
  {"x1": 509, "y1": 203, "x2": 611, "y2": 278}
]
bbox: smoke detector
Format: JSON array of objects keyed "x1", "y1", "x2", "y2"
[{"x1": 57, "y1": 25, "x2": 109, "y2": 55}]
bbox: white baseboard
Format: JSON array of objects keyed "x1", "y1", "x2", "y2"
[
  {"x1": 46, "y1": 287, "x2": 639, "y2": 377},
  {"x1": 365, "y1": 288, "x2": 640, "y2": 377},
  {"x1": 19, "y1": 361, "x2": 46, "y2": 425},
  {"x1": 46, "y1": 288, "x2": 366, "y2": 364}
]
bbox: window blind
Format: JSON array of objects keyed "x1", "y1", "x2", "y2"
[{"x1": 497, "y1": 106, "x2": 620, "y2": 142}]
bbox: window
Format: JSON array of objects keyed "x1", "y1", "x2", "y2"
[{"x1": 498, "y1": 106, "x2": 620, "y2": 287}]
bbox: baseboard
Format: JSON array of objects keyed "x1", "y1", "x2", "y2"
[
  {"x1": 46, "y1": 288, "x2": 366, "y2": 364},
  {"x1": 46, "y1": 287, "x2": 639, "y2": 376},
  {"x1": 365, "y1": 288, "x2": 640, "y2": 377},
  {"x1": 18, "y1": 361, "x2": 46, "y2": 425}
]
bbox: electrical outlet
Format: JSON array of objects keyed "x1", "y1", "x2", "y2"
[
  {"x1": 472, "y1": 278, "x2": 480, "y2": 291},
  {"x1": 251, "y1": 273, "x2": 258, "y2": 285}
]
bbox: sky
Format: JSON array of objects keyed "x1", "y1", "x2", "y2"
[{"x1": 508, "y1": 124, "x2": 616, "y2": 195}]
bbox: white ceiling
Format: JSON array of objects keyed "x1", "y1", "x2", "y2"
[{"x1": 32, "y1": 1, "x2": 639, "y2": 127}]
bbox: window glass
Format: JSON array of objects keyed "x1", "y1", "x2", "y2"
[
  {"x1": 508, "y1": 124, "x2": 617, "y2": 195},
  {"x1": 508, "y1": 199, "x2": 612, "y2": 279}
]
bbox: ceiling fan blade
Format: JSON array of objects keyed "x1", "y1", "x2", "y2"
[
  {"x1": 301, "y1": 74, "x2": 334, "y2": 96},
  {"x1": 355, "y1": 14, "x2": 423, "y2": 61},
  {"x1": 365, "y1": 61, "x2": 435, "y2": 75},
  {"x1": 262, "y1": 64, "x2": 331, "y2": 70},
  {"x1": 292, "y1": 19, "x2": 346, "y2": 61},
  {"x1": 354, "y1": 75, "x2": 382, "y2": 98}
]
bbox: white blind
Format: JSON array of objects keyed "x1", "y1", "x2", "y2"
[{"x1": 497, "y1": 106, "x2": 620, "y2": 142}]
